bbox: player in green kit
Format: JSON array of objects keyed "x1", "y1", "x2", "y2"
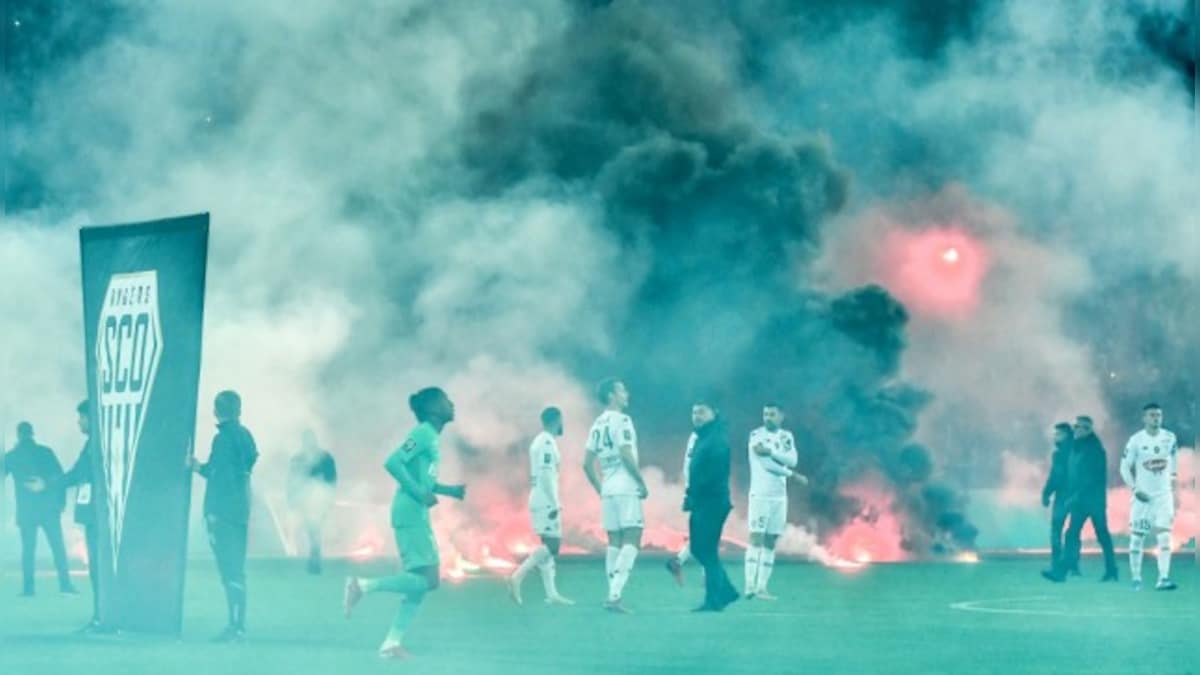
[{"x1": 343, "y1": 387, "x2": 466, "y2": 660}]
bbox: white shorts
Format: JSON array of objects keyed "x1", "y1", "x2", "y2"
[
  {"x1": 1130, "y1": 493, "x2": 1174, "y2": 534},
  {"x1": 601, "y1": 495, "x2": 644, "y2": 531},
  {"x1": 530, "y1": 505, "x2": 562, "y2": 538},
  {"x1": 748, "y1": 496, "x2": 787, "y2": 535}
]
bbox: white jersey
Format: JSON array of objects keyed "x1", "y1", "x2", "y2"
[
  {"x1": 586, "y1": 410, "x2": 639, "y2": 497},
  {"x1": 528, "y1": 431, "x2": 560, "y2": 510},
  {"x1": 682, "y1": 432, "x2": 697, "y2": 487},
  {"x1": 748, "y1": 427, "x2": 797, "y2": 499},
  {"x1": 1120, "y1": 428, "x2": 1177, "y2": 498}
]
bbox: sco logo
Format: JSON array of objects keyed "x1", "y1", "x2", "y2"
[{"x1": 96, "y1": 271, "x2": 163, "y2": 571}]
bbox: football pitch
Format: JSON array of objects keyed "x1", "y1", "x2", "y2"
[{"x1": 2, "y1": 556, "x2": 1195, "y2": 674}]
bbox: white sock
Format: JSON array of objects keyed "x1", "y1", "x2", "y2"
[
  {"x1": 608, "y1": 545, "x2": 638, "y2": 601},
  {"x1": 677, "y1": 544, "x2": 691, "y2": 565},
  {"x1": 1156, "y1": 532, "x2": 1172, "y2": 581},
  {"x1": 606, "y1": 546, "x2": 619, "y2": 580},
  {"x1": 758, "y1": 548, "x2": 776, "y2": 593},
  {"x1": 514, "y1": 545, "x2": 550, "y2": 583},
  {"x1": 744, "y1": 546, "x2": 761, "y2": 592},
  {"x1": 537, "y1": 556, "x2": 559, "y2": 597},
  {"x1": 1129, "y1": 534, "x2": 1144, "y2": 581}
]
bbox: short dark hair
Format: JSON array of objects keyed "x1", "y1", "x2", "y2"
[
  {"x1": 77, "y1": 400, "x2": 89, "y2": 415},
  {"x1": 541, "y1": 407, "x2": 562, "y2": 426},
  {"x1": 409, "y1": 387, "x2": 446, "y2": 422},
  {"x1": 215, "y1": 390, "x2": 242, "y2": 418},
  {"x1": 595, "y1": 378, "x2": 621, "y2": 405},
  {"x1": 16, "y1": 421, "x2": 33, "y2": 438},
  {"x1": 763, "y1": 402, "x2": 783, "y2": 411},
  {"x1": 1143, "y1": 403, "x2": 1162, "y2": 412},
  {"x1": 1054, "y1": 422, "x2": 1072, "y2": 434},
  {"x1": 1075, "y1": 415, "x2": 1093, "y2": 425}
]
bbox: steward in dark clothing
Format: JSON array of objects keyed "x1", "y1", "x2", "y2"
[
  {"x1": 3, "y1": 422, "x2": 75, "y2": 596},
  {"x1": 683, "y1": 407, "x2": 739, "y2": 612},
  {"x1": 1059, "y1": 420, "x2": 1117, "y2": 581},
  {"x1": 1040, "y1": 429, "x2": 1073, "y2": 576},
  {"x1": 191, "y1": 391, "x2": 259, "y2": 642}
]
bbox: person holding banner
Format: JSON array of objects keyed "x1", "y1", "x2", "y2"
[
  {"x1": 3, "y1": 422, "x2": 76, "y2": 597},
  {"x1": 190, "y1": 391, "x2": 259, "y2": 643},
  {"x1": 62, "y1": 400, "x2": 103, "y2": 631},
  {"x1": 343, "y1": 386, "x2": 466, "y2": 661}
]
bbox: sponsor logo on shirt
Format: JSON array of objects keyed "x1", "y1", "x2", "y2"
[{"x1": 1143, "y1": 458, "x2": 1169, "y2": 474}]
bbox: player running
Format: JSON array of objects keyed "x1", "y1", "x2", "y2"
[
  {"x1": 1119, "y1": 403, "x2": 1178, "y2": 591},
  {"x1": 584, "y1": 378, "x2": 648, "y2": 613},
  {"x1": 666, "y1": 431, "x2": 697, "y2": 586},
  {"x1": 343, "y1": 387, "x2": 466, "y2": 660},
  {"x1": 509, "y1": 407, "x2": 574, "y2": 606},
  {"x1": 744, "y1": 403, "x2": 806, "y2": 600}
]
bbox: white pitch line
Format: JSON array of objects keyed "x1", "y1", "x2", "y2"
[{"x1": 950, "y1": 596, "x2": 1186, "y2": 618}]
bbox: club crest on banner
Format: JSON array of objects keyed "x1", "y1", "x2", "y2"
[{"x1": 96, "y1": 270, "x2": 163, "y2": 572}]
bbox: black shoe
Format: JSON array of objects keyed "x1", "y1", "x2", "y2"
[
  {"x1": 1067, "y1": 568, "x2": 1081, "y2": 577},
  {"x1": 714, "y1": 588, "x2": 740, "y2": 610},
  {"x1": 211, "y1": 625, "x2": 246, "y2": 643},
  {"x1": 691, "y1": 604, "x2": 720, "y2": 613},
  {"x1": 1041, "y1": 569, "x2": 1066, "y2": 583},
  {"x1": 1100, "y1": 570, "x2": 1119, "y2": 583}
]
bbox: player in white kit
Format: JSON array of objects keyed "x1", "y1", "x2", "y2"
[
  {"x1": 745, "y1": 403, "x2": 806, "y2": 600},
  {"x1": 1119, "y1": 403, "x2": 1178, "y2": 591},
  {"x1": 666, "y1": 431, "x2": 697, "y2": 586},
  {"x1": 583, "y1": 378, "x2": 648, "y2": 613},
  {"x1": 509, "y1": 407, "x2": 574, "y2": 605}
]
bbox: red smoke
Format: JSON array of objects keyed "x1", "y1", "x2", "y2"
[
  {"x1": 879, "y1": 226, "x2": 989, "y2": 319},
  {"x1": 824, "y1": 479, "x2": 910, "y2": 563}
]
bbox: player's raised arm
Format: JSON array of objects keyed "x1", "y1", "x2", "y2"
[{"x1": 771, "y1": 432, "x2": 799, "y2": 469}]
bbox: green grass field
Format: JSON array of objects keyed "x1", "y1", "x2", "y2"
[{"x1": 2, "y1": 556, "x2": 1195, "y2": 674}]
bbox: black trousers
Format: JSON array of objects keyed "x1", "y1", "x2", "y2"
[
  {"x1": 19, "y1": 515, "x2": 72, "y2": 593},
  {"x1": 207, "y1": 516, "x2": 249, "y2": 628},
  {"x1": 83, "y1": 522, "x2": 100, "y2": 621},
  {"x1": 1061, "y1": 501, "x2": 1117, "y2": 575},
  {"x1": 688, "y1": 504, "x2": 738, "y2": 608},
  {"x1": 1049, "y1": 504, "x2": 1068, "y2": 570}
]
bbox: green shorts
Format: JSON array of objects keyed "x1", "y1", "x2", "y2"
[{"x1": 394, "y1": 524, "x2": 439, "y2": 572}]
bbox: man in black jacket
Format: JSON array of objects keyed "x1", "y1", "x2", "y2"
[
  {"x1": 62, "y1": 400, "x2": 103, "y2": 630},
  {"x1": 190, "y1": 390, "x2": 259, "y2": 642},
  {"x1": 1040, "y1": 423, "x2": 1074, "y2": 581},
  {"x1": 1059, "y1": 416, "x2": 1118, "y2": 582},
  {"x1": 682, "y1": 401, "x2": 739, "y2": 612},
  {"x1": 3, "y1": 421, "x2": 76, "y2": 596}
]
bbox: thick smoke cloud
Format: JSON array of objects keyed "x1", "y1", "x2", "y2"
[{"x1": 2, "y1": 0, "x2": 1195, "y2": 561}]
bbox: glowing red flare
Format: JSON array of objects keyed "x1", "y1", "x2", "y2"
[{"x1": 880, "y1": 227, "x2": 988, "y2": 318}]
